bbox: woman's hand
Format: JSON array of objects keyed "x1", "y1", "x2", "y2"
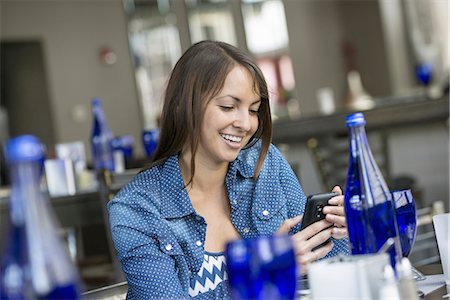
[
  {"x1": 276, "y1": 216, "x2": 334, "y2": 275},
  {"x1": 323, "y1": 186, "x2": 348, "y2": 240}
]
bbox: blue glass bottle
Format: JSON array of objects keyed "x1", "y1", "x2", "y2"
[
  {"x1": 91, "y1": 98, "x2": 114, "y2": 171},
  {"x1": 344, "y1": 113, "x2": 402, "y2": 268},
  {"x1": 0, "y1": 135, "x2": 81, "y2": 299}
]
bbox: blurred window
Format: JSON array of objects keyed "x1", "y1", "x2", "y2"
[
  {"x1": 241, "y1": 0, "x2": 296, "y2": 115},
  {"x1": 186, "y1": 0, "x2": 237, "y2": 45},
  {"x1": 126, "y1": 1, "x2": 181, "y2": 129},
  {"x1": 241, "y1": 0, "x2": 289, "y2": 54}
]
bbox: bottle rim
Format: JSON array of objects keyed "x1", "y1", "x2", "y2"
[
  {"x1": 92, "y1": 97, "x2": 102, "y2": 106},
  {"x1": 5, "y1": 135, "x2": 45, "y2": 163},
  {"x1": 346, "y1": 112, "x2": 366, "y2": 127}
]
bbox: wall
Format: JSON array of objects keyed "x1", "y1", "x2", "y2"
[
  {"x1": 388, "y1": 123, "x2": 449, "y2": 209},
  {"x1": 283, "y1": 0, "x2": 346, "y2": 115},
  {"x1": 284, "y1": 0, "x2": 392, "y2": 115},
  {"x1": 1, "y1": 0, "x2": 143, "y2": 158},
  {"x1": 337, "y1": 1, "x2": 392, "y2": 97}
]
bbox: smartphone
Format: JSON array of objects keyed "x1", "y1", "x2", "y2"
[{"x1": 300, "y1": 192, "x2": 338, "y2": 250}]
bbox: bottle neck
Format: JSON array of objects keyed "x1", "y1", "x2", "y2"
[
  {"x1": 92, "y1": 105, "x2": 111, "y2": 135},
  {"x1": 9, "y1": 161, "x2": 42, "y2": 225},
  {"x1": 349, "y1": 125, "x2": 368, "y2": 154},
  {"x1": 348, "y1": 124, "x2": 391, "y2": 203},
  {"x1": 93, "y1": 105, "x2": 105, "y2": 122}
]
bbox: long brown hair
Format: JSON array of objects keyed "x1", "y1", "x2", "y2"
[{"x1": 151, "y1": 40, "x2": 272, "y2": 181}]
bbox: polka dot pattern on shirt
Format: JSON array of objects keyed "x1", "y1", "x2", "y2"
[{"x1": 108, "y1": 141, "x2": 350, "y2": 299}]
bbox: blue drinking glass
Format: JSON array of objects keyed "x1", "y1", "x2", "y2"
[
  {"x1": 225, "y1": 235, "x2": 297, "y2": 300},
  {"x1": 393, "y1": 189, "x2": 417, "y2": 258},
  {"x1": 393, "y1": 189, "x2": 426, "y2": 281}
]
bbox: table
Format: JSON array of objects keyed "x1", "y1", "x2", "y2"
[
  {"x1": 417, "y1": 264, "x2": 449, "y2": 300},
  {"x1": 0, "y1": 190, "x2": 103, "y2": 241}
]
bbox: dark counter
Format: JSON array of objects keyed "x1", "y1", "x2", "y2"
[{"x1": 0, "y1": 189, "x2": 104, "y2": 253}]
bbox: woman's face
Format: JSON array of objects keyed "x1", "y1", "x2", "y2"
[{"x1": 197, "y1": 65, "x2": 261, "y2": 166}]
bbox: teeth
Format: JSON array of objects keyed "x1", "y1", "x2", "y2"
[{"x1": 221, "y1": 134, "x2": 242, "y2": 143}]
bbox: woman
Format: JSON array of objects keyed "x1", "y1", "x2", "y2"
[{"x1": 108, "y1": 40, "x2": 349, "y2": 299}]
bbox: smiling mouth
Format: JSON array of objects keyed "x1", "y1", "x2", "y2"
[{"x1": 220, "y1": 133, "x2": 243, "y2": 143}]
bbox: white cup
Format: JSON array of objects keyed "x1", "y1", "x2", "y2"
[
  {"x1": 433, "y1": 213, "x2": 450, "y2": 284},
  {"x1": 44, "y1": 159, "x2": 77, "y2": 197}
]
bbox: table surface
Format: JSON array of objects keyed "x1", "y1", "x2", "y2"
[
  {"x1": 81, "y1": 264, "x2": 446, "y2": 299},
  {"x1": 417, "y1": 264, "x2": 448, "y2": 300}
]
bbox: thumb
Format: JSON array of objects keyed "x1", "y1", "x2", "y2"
[{"x1": 276, "y1": 215, "x2": 302, "y2": 235}]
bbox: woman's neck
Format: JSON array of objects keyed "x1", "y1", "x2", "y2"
[{"x1": 179, "y1": 151, "x2": 228, "y2": 192}]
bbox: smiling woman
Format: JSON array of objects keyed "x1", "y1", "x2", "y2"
[{"x1": 107, "y1": 40, "x2": 349, "y2": 299}]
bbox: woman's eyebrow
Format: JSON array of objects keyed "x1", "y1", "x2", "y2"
[{"x1": 217, "y1": 95, "x2": 261, "y2": 105}]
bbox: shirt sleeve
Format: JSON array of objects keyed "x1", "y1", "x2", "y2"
[{"x1": 108, "y1": 193, "x2": 189, "y2": 299}]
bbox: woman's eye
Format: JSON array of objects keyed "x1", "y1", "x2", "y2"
[
  {"x1": 249, "y1": 108, "x2": 259, "y2": 115},
  {"x1": 220, "y1": 106, "x2": 234, "y2": 111}
]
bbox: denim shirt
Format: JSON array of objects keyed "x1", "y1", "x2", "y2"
[{"x1": 108, "y1": 142, "x2": 349, "y2": 299}]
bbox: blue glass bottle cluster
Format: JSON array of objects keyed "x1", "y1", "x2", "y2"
[
  {"x1": 0, "y1": 135, "x2": 81, "y2": 299},
  {"x1": 91, "y1": 98, "x2": 114, "y2": 172},
  {"x1": 344, "y1": 112, "x2": 402, "y2": 267}
]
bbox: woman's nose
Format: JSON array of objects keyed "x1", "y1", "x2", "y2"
[{"x1": 233, "y1": 110, "x2": 251, "y2": 131}]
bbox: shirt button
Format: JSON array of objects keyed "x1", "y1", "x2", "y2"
[
  {"x1": 233, "y1": 199, "x2": 237, "y2": 205},
  {"x1": 243, "y1": 227, "x2": 250, "y2": 233},
  {"x1": 262, "y1": 210, "x2": 270, "y2": 216},
  {"x1": 196, "y1": 240, "x2": 202, "y2": 246},
  {"x1": 165, "y1": 244, "x2": 172, "y2": 251}
]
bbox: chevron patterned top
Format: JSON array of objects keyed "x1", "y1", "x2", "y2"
[{"x1": 189, "y1": 252, "x2": 228, "y2": 297}]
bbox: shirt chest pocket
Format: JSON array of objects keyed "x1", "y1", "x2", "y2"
[{"x1": 252, "y1": 185, "x2": 288, "y2": 234}]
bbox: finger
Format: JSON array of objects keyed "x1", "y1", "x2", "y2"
[
  {"x1": 328, "y1": 195, "x2": 344, "y2": 206},
  {"x1": 314, "y1": 241, "x2": 334, "y2": 259},
  {"x1": 331, "y1": 185, "x2": 342, "y2": 195},
  {"x1": 298, "y1": 241, "x2": 333, "y2": 265},
  {"x1": 325, "y1": 214, "x2": 346, "y2": 227},
  {"x1": 331, "y1": 227, "x2": 348, "y2": 239},
  {"x1": 297, "y1": 219, "x2": 333, "y2": 240},
  {"x1": 292, "y1": 226, "x2": 331, "y2": 256},
  {"x1": 308, "y1": 227, "x2": 333, "y2": 250},
  {"x1": 294, "y1": 227, "x2": 332, "y2": 255},
  {"x1": 322, "y1": 204, "x2": 344, "y2": 215},
  {"x1": 276, "y1": 215, "x2": 302, "y2": 235},
  {"x1": 297, "y1": 250, "x2": 318, "y2": 265}
]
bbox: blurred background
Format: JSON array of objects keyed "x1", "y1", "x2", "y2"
[{"x1": 0, "y1": 0, "x2": 448, "y2": 292}]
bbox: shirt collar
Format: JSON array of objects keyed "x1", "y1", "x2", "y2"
[
  {"x1": 159, "y1": 155, "x2": 195, "y2": 219},
  {"x1": 159, "y1": 142, "x2": 259, "y2": 218},
  {"x1": 231, "y1": 142, "x2": 259, "y2": 179}
]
